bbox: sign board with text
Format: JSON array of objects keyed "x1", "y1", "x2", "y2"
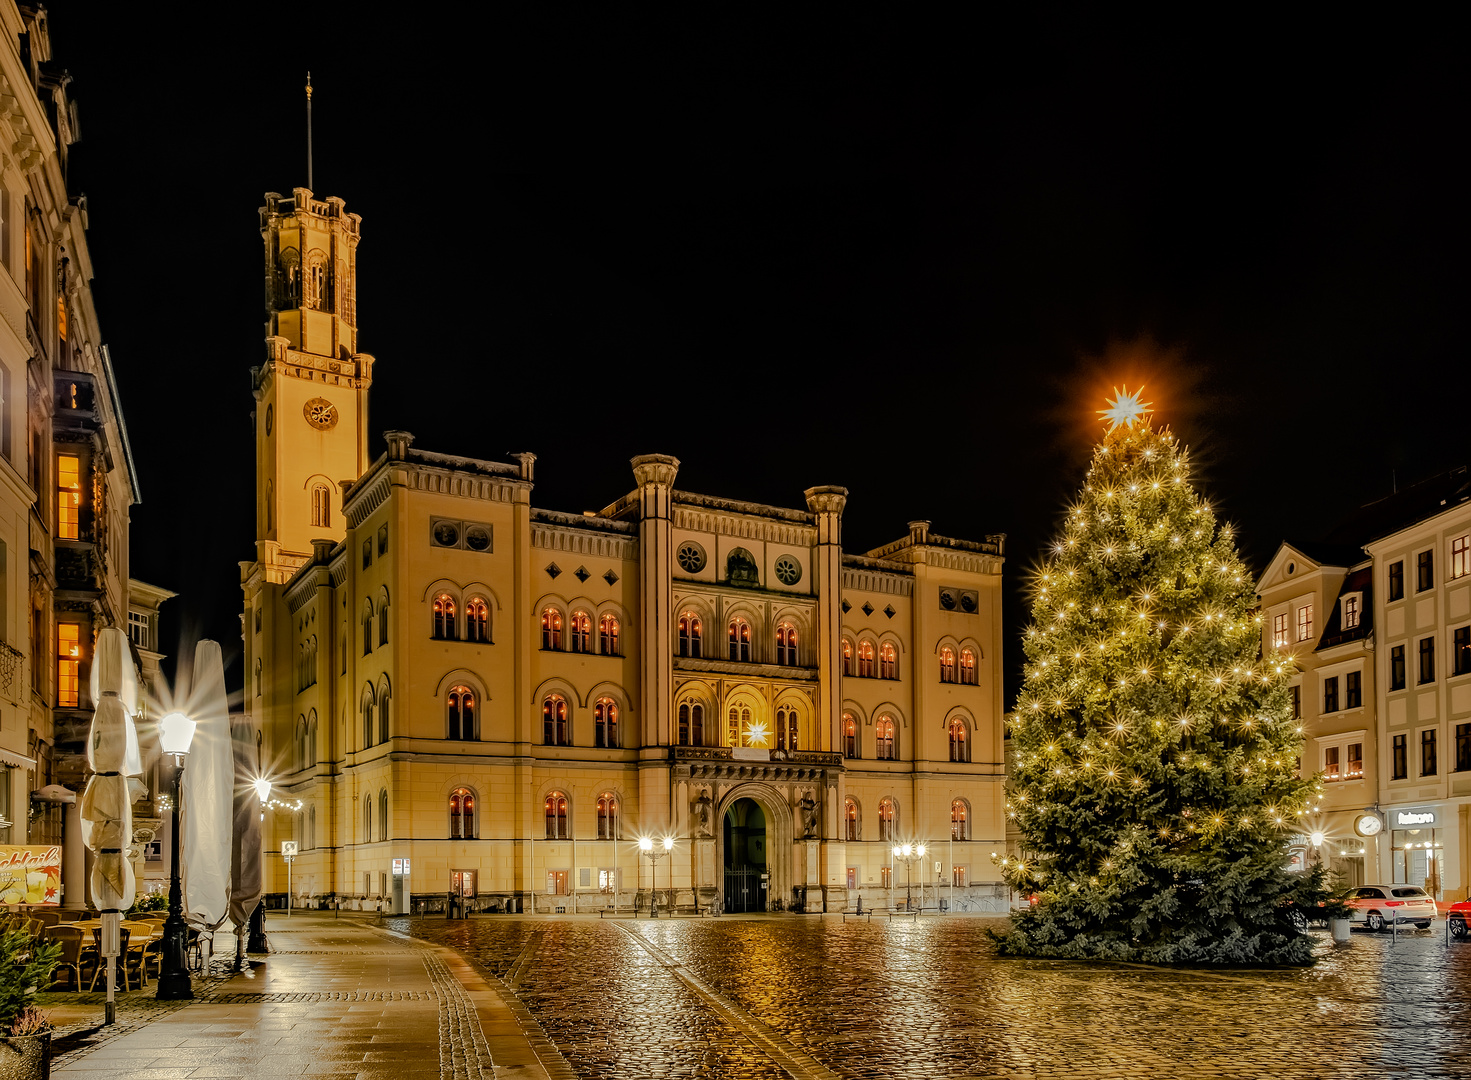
[
  {"x1": 281, "y1": 841, "x2": 299, "y2": 859},
  {"x1": 0, "y1": 846, "x2": 62, "y2": 906},
  {"x1": 392, "y1": 858, "x2": 410, "y2": 875}
]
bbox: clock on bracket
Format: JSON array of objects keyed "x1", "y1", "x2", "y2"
[
  {"x1": 1354, "y1": 812, "x2": 1383, "y2": 837},
  {"x1": 304, "y1": 397, "x2": 338, "y2": 431}
]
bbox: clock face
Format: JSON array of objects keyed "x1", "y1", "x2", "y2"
[
  {"x1": 304, "y1": 397, "x2": 338, "y2": 431},
  {"x1": 1355, "y1": 813, "x2": 1383, "y2": 837}
]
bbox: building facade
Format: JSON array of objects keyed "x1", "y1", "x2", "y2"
[{"x1": 243, "y1": 190, "x2": 1010, "y2": 913}]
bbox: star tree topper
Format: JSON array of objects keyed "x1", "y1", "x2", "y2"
[{"x1": 1098, "y1": 385, "x2": 1154, "y2": 431}]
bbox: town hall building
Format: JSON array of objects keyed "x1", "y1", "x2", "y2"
[{"x1": 242, "y1": 188, "x2": 1010, "y2": 914}]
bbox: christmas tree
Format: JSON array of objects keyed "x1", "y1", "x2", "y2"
[{"x1": 996, "y1": 389, "x2": 1329, "y2": 965}]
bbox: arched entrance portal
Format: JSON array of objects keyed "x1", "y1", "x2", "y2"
[{"x1": 723, "y1": 797, "x2": 768, "y2": 913}]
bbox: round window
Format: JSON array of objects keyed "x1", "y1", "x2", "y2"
[
  {"x1": 677, "y1": 542, "x2": 706, "y2": 573},
  {"x1": 939, "y1": 589, "x2": 956, "y2": 610},
  {"x1": 959, "y1": 592, "x2": 977, "y2": 613},
  {"x1": 465, "y1": 526, "x2": 491, "y2": 552},
  {"x1": 774, "y1": 556, "x2": 802, "y2": 586},
  {"x1": 432, "y1": 521, "x2": 460, "y2": 547}
]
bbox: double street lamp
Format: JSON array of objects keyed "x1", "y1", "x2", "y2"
[
  {"x1": 891, "y1": 843, "x2": 927, "y2": 912},
  {"x1": 155, "y1": 711, "x2": 197, "y2": 1000},
  {"x1": 639, "y1": 836, "x2": 674, "y2": 917}
]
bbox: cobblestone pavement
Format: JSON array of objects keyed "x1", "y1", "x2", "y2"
[{"x1": 401, "y1": 914, "x2": 1471, "y2": 1080}]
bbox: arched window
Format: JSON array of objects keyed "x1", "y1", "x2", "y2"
[
  {"x1": 362, "y1": 599, "x2": 373, "y2": 656},
  {"x1": 597, "y1": 793, "x2": 619, "y2": 840},
  {"x1": 678, "y1": 703, "x2": 690, "y2": 746},
  {"x1": 878, "y1": 798, "x2": 896, "y2": 842},
  {"x1": 379, "y1": 789, "x2": 389, "y2": 843},
  {"x1": 379, "y1": 592, "x2": 390, "y2": 646},
  {"x1": 599, "y1": 614, "x2": 620, "y2": 655},
  {"x1": 776, "y1": 624, "x2": 797, "y2": 666},
  {"x1": 951, "y1": 799, "x2": 969, "y2": 841},
  {"x1": 960, "y1": 648, "x2": 977, "y2": 685},
  {"x1": 466, "y1": 598, "x2": 489, "y2": 643},
  {"x1": 843, "y1": 712, "x2": 859, "y2": 759},
  {"x1": 449, "y1": 787, "x2": 475, "y2": 839},
  {"x1": 306, "y1": 710, "x2": 317, "y2": 767},
  {"x1": 740, "y1": 707, "x2": 755, "y2": 747},
  {"x1": 363, "y1": 796, "x2": 373, "y2": 845},
  {"x1": 569, "y1": 611, "x2": 591, "y2": 653},
  {"x1": 679, "y1": 612, "x2": 702, "y2": 658},
  {"x1": 858, "y1": 641, "x2": 875, "y2": 678},
  {"x1": 690, "y1": 703, "x2": 704, "y2": 745},
  {"x1": 939, "y1": 646, "x2": 957, "y2": 683},
  {"x1": 880, "y1": 643, "x2": 897, "y2": 680},
  {"x1": 361, "y1": 687, "x2": 375, "y2": 748},
  {"x1": 447, "y1": 685, "x2": 476, "y2": 740},
  {"x1": 254, "y1": 658, "x2": 262, "y2": 698},
  {"x1": 295, "y1": 715, "x2": 306, "y2": 772},
  {"x1": 542, "y1": 608, "x2": 564, "y2": 650},
  {"x1": 377, "y1": 681, "x2": 391, "y2": 743},
  {"x1": 308, "y1": 804, "x2": 316, "y2": 850},
  {"x1": 845, "y1": 797, "x2": 859, "y2": 842},
  {"x1": 433, "y1": 594, "x2": 456, "y2": 640},
  {"x1": 786, "y1": 708, "x2": 798, "y2": 751},
  {"x1": 595, "y1": 697, "x2": 619, "y2": 748},
  {"x1": 728, "y1": 707, "x2": 739, "y2": 747},
  {"x1": 949, "y1": 717, "x2": 969, "y2": 762},
  {"x1": 842, "y1": 639, "x2": 854, "y2": 677},
  {"x1": 775, "y1": 706, "x2": 788, "y2": 751},
  {"x1": 728, "y1": 618, "x2": 751, "y2": 662},
  {"x1": 543, "y1": 695, "x2": 569, "y2": 746},
  {"x1": 265, "y1": 480, "x2": 273, "y2": 533},
  {"x1": 311, "y1": 484, "x2": 330, "y2": 527},
  {"x1": 876, "y1": 715, "x2": 896, "y2": 761},
  {"x1": 544, "y1": 792, "x2": 569, "y2": 839}
]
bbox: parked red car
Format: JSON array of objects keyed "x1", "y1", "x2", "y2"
[{"x1": 1449, "y1": 899, "x2": 1469, "y2": 939}]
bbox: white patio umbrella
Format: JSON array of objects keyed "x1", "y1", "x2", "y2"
[
  {"x1": 183, "y1": 640, "x2": 233, "y2": 942},
  {"x1": 228, "y1": 714, "x2": 263, "y2": 965},
  {"x1": 80, "y1": 626, "x2": 143, "y2": 1022}
]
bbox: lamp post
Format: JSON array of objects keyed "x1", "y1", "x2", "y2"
[
  {"x1": 247, "y1": 778, "x2": 272, "y2": 953},
  {"x1": 639, "y1": 836, "x2": 674, "y2": 917},
  {"x1": 156, "y1": 711, "x2": 197, "y2": 1000},
  {"x1": 890, "y1": 843, "x2": 926, "y2": 912}
]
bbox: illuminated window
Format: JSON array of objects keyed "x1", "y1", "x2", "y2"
[
  {"x1": 858, "y1": 641, "x2": 875, "y2": 678},
  {"x1": 951, "y1": 799, "x2": 969, "y2": 841},
  {"x1": 881, "y1": 866, "x2": 892, "y2": 890},
  {"x1": 737, "y1": 707, "x2": 756, "y2": 747},
  {"x1": 466, "y1": 598, "x2": 489, "y2": 642},
  {"x1": 728, "y1": 618, "x2": 751, "y2": 662},
  {"x1": 433, "y1": 594, "x2": 456, "y2": 640},
  {"x1": 939, "y1": 647, "x2": 956, "y2": 683},
  {"x1": 311, "y1": 484, "x2": 330, "y2": 527},
  {"x1": 544, "y1": 792, "x2": 569, "y2": 839},
  {"x1": 569, "y1": 611, "x2": 591, "y2": 653},
  {"x1": 1272, "y1": 613, "x2": 1289, "y2": 648},
  {"x1": 597, "y1": 793, "x2": 619, "y2": 840},
  {"x1": 57, "y1": 623, "x2": 80, "y2": 707},
  {"x1": 776, "y1": 706, "x2": 789, "y2": 751},
  {"x1": 1324, "y1": 745, "x2": 1340, "y2": 779},
  {"x1": 843, "y1": 712, "x2": 858, "y2": 759},
  {"x1": 57, "y1": 453, "x2": 80, "y2": 540},
  {"x1": 128, "y1": 611, "x2": 148, "y2": 649},
  {"x1": 541, "y1": 608, "x2": 563, "y2": 650},
  {"x1": 727, "y1": 706, "x2": 739, "y2": 747},
  {"x1": 543, "y1": 694, "x2": 569, "y2": 746},
  {"x1": 449, "y1": 788, "x2": 475, "y2": 839},
  {"x1": 678, "y1": 612, "x2": 702, "y2": 657},
  {"x1": 1342, "y1": 595, "x2": 1359, "y2": 630},
  {"x1": 447, "y1": 685, "x2": 476, "y2": 740},
  {"x1": 880, "y1": 643, "x2": 897, "y2": 680},
  {"x1": 952, "y1": 865, "x2": 968, "y2": 888},
  {"x1": 959, "y1": 648, "x2": 977, "y2": 684},
  {"x1": 876, "y1": 715, "x2": 896, "y2": 760},
  {"x1": 1454, "y1": 536, "x2": 1471, "y2": 580},
  {"x1": 1296, "y1": 605, "x2": 1313, "y2": 643},
  {"x1": 842, "y1": 639, "x2": 853, "y2": 677},
  {"x1": 878, "y1": 798, "x2": 896, "y2": 842},
  {"x1": 844, "y1": 797, "x2": 859, "y2": 842},
  {"x1": 949, "y1": 718, "x2": 969, "y2": 762},
  {"x1": 594, "y1": 697, "x2": 619, "y2": 748},
  {"x1": 599, "y1": 614, "x2": 620, "y2": 656},
  {"x1": 776, "y1": 624, "x2": 797, "y2": 666}
]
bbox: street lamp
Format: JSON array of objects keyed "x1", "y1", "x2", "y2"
[
  {"x1": 639, "y1": 836, "x2": 674, "y2": 917},
  {"x1": 891, "y1": 843, "x2": 927, "y2": 912},
  {"x1": 155, "y1": 711, "x2": 197, "y2": 1000},
  {"x1": 248, "y1": 778, "x2": 272, "y2": 954}
]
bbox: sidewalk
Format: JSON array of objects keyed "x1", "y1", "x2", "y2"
[{"x1": 36, "y1": 912, "x2": 551, "y2": 1080}]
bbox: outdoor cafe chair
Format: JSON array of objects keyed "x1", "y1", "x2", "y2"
[
  {"x1": 87, "y1": 926, "x2": 133, "y2": 991},
  {"x1": 43, "y1": 925, "x2": 85, "y2": 991}
]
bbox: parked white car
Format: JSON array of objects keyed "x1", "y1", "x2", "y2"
[{"x1": 1347, "y1": 885, "x2": 1436, "y2": 930}]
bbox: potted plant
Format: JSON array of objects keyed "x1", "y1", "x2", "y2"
[
  {"x1": 1320, "y1": 889, "x2": 1355, "y2": 944},
  {"x1": 0, "y1": 917, "x2": 62, "y2": 1080}
]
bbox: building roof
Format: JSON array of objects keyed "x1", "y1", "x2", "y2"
[
  {"x1": 1316, "y1": 564, "x2": 1373, "y2": 650},
  {"x1": 1320, "y1": 466, "x2": 1471, "y2": 549}
]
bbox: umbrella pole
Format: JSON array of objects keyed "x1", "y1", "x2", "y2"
[{"x1": 103, "y1": 911, "x2": 119, "y2": 1026}]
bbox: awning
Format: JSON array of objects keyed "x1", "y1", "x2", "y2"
[{"x1": 0, "y1": 749, "x2": 36, "y2": 769}]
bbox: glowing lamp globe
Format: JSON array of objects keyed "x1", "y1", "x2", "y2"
[
  {"x1": 917, "y1": 844, "x2": 927, "y2": 858},
  {"x1": 157, "y1": 712, "x2": 197, "y2": 757},
  {"x1": 1309, "y1": 831, "x2": 1325, "y2": 848},
  {"x1": 891, "y1": 845, "x2": 901, "y2": 858},
  {"x1": 639, "y1": 836, "x2": 653, "y2": 852},
  {"x1": 253, "y1": 777, "x2": 272, "y2": 802},
  {"x1": 901, "y1": 843, "x2": 913, "y2": 858},
  {"x1": 662, "y1": 836, "x2": 674, "y2": 852}
]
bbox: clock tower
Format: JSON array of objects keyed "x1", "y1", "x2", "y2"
[{"x1": 251, "y1": 188, "x2": 373, "y2": 583}]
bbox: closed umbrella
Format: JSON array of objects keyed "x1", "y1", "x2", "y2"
[
  {"x1": 229, "y1": 714, "x2": 262, "y2": 966},
  {"x1": 183, "y1": 641, "x2": 233, "y2": 943}
]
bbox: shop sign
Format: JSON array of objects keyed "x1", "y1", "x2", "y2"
[
  {"x1": 393, "y1": 858, "x2": 410, "y2": 875},
  {"x1": 1394, "y1": 808, "x2": 1436, "y2": 827},
  {"x1": 0, "y1": 845, "x2": 62, "y2": 906}
]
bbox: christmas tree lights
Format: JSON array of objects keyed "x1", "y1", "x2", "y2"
[{"x1": 995, "y1": 392, "x2": 1329, "y2": 965}]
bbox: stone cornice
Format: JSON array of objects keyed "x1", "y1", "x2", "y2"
[
  {"x1": 672, "y1": 504, "x2": 817, "y2": 547},
  {"x1": 531, "y1": 521, "x2": 637, "y2": 560},
  {"x1": 841, "y1": 561, "x2": 915, "y2": 597},
  {"x1": 284, "y1": 562, "x2": 333, "y2": 614}
]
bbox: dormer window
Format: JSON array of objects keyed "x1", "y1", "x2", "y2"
[{"x1": 1342, "y1": 594, "x2": 1361, "y2": 631}]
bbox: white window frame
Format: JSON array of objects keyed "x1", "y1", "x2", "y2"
[
  {"x1": 1296, "y1": 603, "x2": 1314, "y2": 643},
  {"x1": 1272, "y1": 611, "x2": 1290, "y2": 648},
  {"x1": 1452, "y1": 534, "x2": 1471, "y2": 580},
  {"x1": 1341, "y1": 592, "x2": 1362, "y2": 631}
]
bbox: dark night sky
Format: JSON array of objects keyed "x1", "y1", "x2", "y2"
[{"x1": 55, "y1": 8, "x2": 1465, "y2": 699}]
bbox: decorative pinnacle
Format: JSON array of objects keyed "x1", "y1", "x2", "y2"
[
  {"x1": 1098, "y1": 385, "x2": 1153, "y2": 431},
  {"x1": 306, "y1": 71, "x2": 312, "y2": 99}
]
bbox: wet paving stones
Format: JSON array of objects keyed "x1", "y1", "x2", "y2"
[{"x1": 405, "y1": 915, "x2": 1471, "y2": 1079}]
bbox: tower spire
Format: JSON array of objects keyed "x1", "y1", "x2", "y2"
[{"x1": 305, "y1": 72, "x2": 313, "y2": 191}]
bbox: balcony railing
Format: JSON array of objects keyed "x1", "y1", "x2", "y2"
[{"x1": 0, "y1": 641, "x2": 21, "y2": 699}]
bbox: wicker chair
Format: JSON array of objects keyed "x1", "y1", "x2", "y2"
[
  {"x1": 87, "y1": 927, "x2": 134, "y2": 991},
  {"x1": 44, "y1": 925, "x2": 85, "y2": 991}
]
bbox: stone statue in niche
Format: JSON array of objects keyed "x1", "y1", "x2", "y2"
[
  {"x1": 692, "y1": 790, "x2": 713, "y2": 837},
  {"x1": 726, "y1": 547, "x2": 760, "y2": 588},
  {"x1": 798, "y1": 792, "x2": 819, "y2": 839}
]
